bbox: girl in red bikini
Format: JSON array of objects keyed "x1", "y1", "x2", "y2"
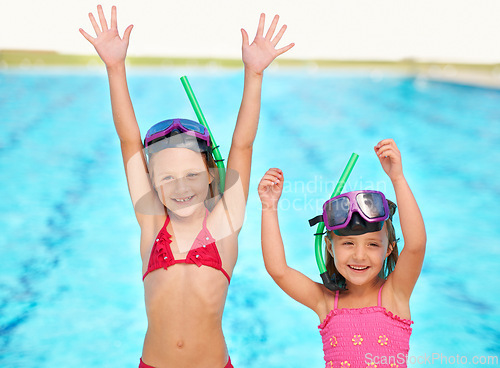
[{"x1": 80, "y1": 5, "x2": 294, "y2": 367}]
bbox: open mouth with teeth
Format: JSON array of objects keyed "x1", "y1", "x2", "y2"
[
  {"x1": 348, "y1": 265, "x2": 370, "y2": 271},
  {"x1": 172, "y1": 195, "x2": 195, "y2": 203}
]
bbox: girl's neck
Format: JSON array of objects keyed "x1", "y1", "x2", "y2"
[
  {"x1": 167, "y1": 205, "x2": 206, "y2": 226},
  {"x1": 343, "y1": 277, "x2": 384, "y2": 298}
]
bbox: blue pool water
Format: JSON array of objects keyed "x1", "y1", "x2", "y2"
[{"x1": 1, "y1": 66, "x2": 499, "y2": 367}]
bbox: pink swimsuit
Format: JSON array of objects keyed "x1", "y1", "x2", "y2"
[
  {"x1": 143, "y1": 210, "x2": 230, "y2": 283},
  {"x1": 319, "y1": 284, "x2": 413, "y2": 368}
]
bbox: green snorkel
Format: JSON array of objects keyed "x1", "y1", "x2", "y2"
[
  {"x1": 315, "y1": 153, "x2": 359, "y2": 291},
  {"x1": 180, "y1": 76, "x2": 226, "y2": 192}
]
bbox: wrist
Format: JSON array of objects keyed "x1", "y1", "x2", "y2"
[
  {"x1": 106, "y1": 61, "x2": 127, "y2": 73},
  {"x1": 390, "y1": 174, "x2": 407, "y2": 186},
  {"x1": 244, "y1": 66, "x2": 264, "y2": 79},
  {"x1": 261, "y1": 203, "x2": 278, "y2": 212}
]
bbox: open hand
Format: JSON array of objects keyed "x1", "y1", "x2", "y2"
[
  {"x1": 241, "y1": 14, "x2": 294, "y2": 75},
  {"x1": 258, "y1": 168, "x2": 284, "y2": 209},
  {"x1": 374, "y1": 139, "x2": 404, "y2": 181},
  {"x1": 79, "y1": 5, "x2": 133, "y2": 68}
]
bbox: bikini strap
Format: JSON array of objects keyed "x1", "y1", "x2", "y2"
[
  {"x1": 202, "y1": 208, "x2": 209, "y2": 229},
  {"x1": 377, "y1": 282, "x2": 385, "y2": 307},
  {"x1": 334, "y1": 290, "x2": 339, "y2": 310}
]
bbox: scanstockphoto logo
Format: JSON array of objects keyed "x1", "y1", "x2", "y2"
[
  {"x1": 365, "y1": 353, "x2": 499, "y2": 366},
  {"x1": 277, "y1": 175, "x2": 388, "y2": 212}
]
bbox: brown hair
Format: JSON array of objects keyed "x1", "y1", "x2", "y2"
[
  {"x1": 325, "y1": 200, "x2": 399, "y2": 283},
  {"x1": 202, "y1": 150, "x2": 221, "y2": 211}
]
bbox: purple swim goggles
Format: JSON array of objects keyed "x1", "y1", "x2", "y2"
[
  {"x1": 309, "y1": 190, "x2": 395, "y2": 236},
  {"x1": 144, "y1": 118, "x2": 211, "y2": 148},
  {"x1": 323, "y1": 190, "x2": 389, "y2": 230}
]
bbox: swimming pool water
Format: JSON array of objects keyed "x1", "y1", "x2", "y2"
[{"x1": 1, "y1": 67, "x2": 499, "y2": 367}]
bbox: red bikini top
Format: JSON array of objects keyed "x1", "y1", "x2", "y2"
[{"x1": 142, "y1": 210, "x2": 231, "y2": 284}]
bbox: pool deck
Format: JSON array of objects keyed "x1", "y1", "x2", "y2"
[
  {"x1": 413, "y1": 65, "x2": 500, "y2": 89},
  {"x1": 1, "y1": 50, "x2": 499, "y2": 89}
]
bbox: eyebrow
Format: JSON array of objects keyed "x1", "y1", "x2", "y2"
[{"x1": 156, "y1": 168, "x2": 205, "y2": 176}]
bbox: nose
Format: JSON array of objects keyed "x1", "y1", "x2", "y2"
[
  {"x1": 172, "y1": 177, "x2": 190, "y2": 195},
  {"x1": 352, "y1": 243, "x2": 367, "y2": 261}
]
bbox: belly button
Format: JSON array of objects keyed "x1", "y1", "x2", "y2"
[{"x1": 177, "y1": 340, "x2": 184, "y2": 348}]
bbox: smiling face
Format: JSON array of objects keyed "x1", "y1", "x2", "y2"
[
  {"x1": 329, "y1": 223, "x2": 393, "y2": 287},
  {"x1": 149, "y1": 148, "x2": 212, "y2": 217}
]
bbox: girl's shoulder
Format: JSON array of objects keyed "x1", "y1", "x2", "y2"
[
  {"x1": 381, "y1": 277, "x2": 412, "y2": 320},
  {"x1": 317, "y1": 285, "x2": 337, "y2": 323}
]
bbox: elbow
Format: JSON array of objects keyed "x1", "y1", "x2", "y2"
[
  {"x1": 120, "y1": 136, "x2": 142, "y2": 147},
  {"x1": 264, "y1": 262, "x2": 287, "y2": 280},
  {"x1": 231, "y1": 137, "x2": 254, "y2": 151},
  {"x1": 405, "y1": 239, "x2": 426, "y2": 255}
]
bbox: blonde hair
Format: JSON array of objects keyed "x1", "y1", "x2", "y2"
[{"x1": 325, "y1": 200, "x2": 399, "y2": 283}]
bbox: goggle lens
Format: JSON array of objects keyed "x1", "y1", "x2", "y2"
[
  {"x1": 356, "y1": 192, "x2": 386, "y2": 219},
  {"x1": 178, "y1": 119, "x2": 206, "y2": 134},
  {"x1": 325, "y1": 196, "x2": 350, "y2": 228},
  {"x1": 146, "y1": 120, "x2": 173, "y2": 137},
  {"x1": 145, "y1": 119, "x2": 209, "y2": 147}
]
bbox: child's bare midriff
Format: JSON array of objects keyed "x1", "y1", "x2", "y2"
[{"x1": 142, "y1": 267, "x2": 229, "y2": 367}]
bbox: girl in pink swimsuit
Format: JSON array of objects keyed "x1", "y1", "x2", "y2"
[
  {"x1": 258, "y1": 139, "x2": 426, "y2": 367},
  {"x1": 80, "y1": 5, "x2": 294, "y2": 368}
]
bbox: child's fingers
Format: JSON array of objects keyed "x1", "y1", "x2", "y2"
[
  {"x1": 375, "y1": 138, "x2": 398, "y2": 151},
  {"x1": 376, "y1": 147, "x2": 399, "y2": 160},
  {"x1": 262, "y1": 173, "x2": 282, "y2": 184},
  {"x1": 375, "y1": 141, "x2": 399, "y2": 155},
  {"x1": 259, "y1": 178, "x2": 278, "y2": 188},
  {"x1": 110, "y1": 5, "x2": 117, "y2": 30},
  {"x1": 258, "y1": 179, "x2": 282, "y2": 195},
  {"x1": 241, "y1": 28, "x2": 249, "y2": 47},
  {"x1": 375, "y1": 144, "x2": 393, "y2": 156},
  {"x1": 276, "y1": 42, "x2": 295, "y2": 56},
  {"x1": 265, "y1": 15, "x2": 279, "y2": 40},
  {"x1": 256, "y1": 13, "x2": 265, "y2": 38},
  {"x1": 271, "y1": 24, "x2": 287, "y2": 47},
  {"x1": 265, "y1": 167, "x2": 283, "y2": 174},
  {"x1": 89, "y1": 12, "x2": 101, "y2": 35},
  {"x1": 97, "y1": 5, "x2": 109, "y2": 31},
  {"x1": 79, "y1": 28, "x2": 96, "y2": 44},
  {"x1": 265, "y1": 168, "x2": 284, "y2": 179},
  {"x1": 123, "y1": 24, "x2": 134, "y2": 43},
  {"x1": 259, "y1": 169, "x2": 283, "y2": 187}
]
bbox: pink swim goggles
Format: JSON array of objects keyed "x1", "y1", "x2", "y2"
[
  {"x1": 144, "y1": 118, "x2": 211, "y2": 148},
  {"x1": 323, "y1": 190, "x2": 390, "y2": 231},
  {"x1": 309, "y1": 190, "x2": 395, "y2": 235}
]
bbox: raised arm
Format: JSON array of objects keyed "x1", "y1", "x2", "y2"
[
  {"x1": 80, "y1": 6, "x2": 159, "y2": 226},
  {"x1": 374, "y1": 139, "x2": 426, "y2": 300},
  {"x1": 226, "y1": 14, "x2": 294, "y2": 200},
  {"x1": 210, "y1": 14, "x2": 294, "y2": 238},
  {"x1": 80, "y1": 5, "x2": 138, "y2": 144},
  {"x1": 259, "y1": 168, "x2": 326, "y2": 316}
]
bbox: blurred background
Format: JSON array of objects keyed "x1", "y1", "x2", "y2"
[
  {"x1": 1, "y1": 1, "x2": 499, "y2": 367},
  {"x1": 1, "y1": 0, "x2": 500, "y2": 63}
]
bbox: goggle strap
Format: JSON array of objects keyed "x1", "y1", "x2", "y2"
[{"x1": 308, "y1": 215, "x2": 323, "y2": 227}]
